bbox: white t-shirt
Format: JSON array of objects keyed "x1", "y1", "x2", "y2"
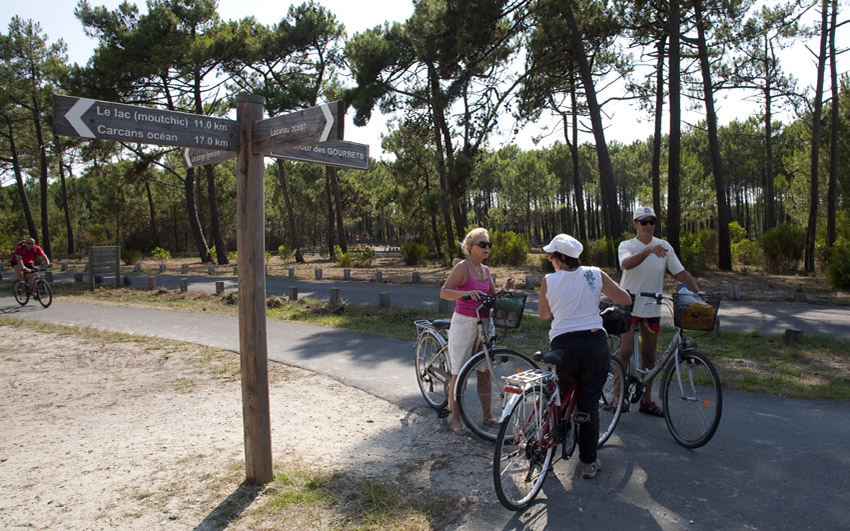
[
  {"x1": 618, "y1": 236, "x2": 685, "y2": 318},
  {"x1": 545, "y1": 266, "x2": 604, "y2": 342}
]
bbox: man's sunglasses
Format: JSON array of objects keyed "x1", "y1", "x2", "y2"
[
  {"x1": 475, "y1": 241, "x2": 493, "y2": 249},
  {"x1": 638, "y1": 219, "x2": 656, "y2": 226}
]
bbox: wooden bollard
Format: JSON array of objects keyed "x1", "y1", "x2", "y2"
[
  {"x1": 60, "y1": 263, "x2": 68, "y2": 271},
  {"x1": 180, "y1": 278, "x2": 188, "y2": 292},
  {"x1": 233, "y1": 265, "x2": 238, "y2": 275},
  {"x1": 45, "y1": 271, "x2": 54, "y2": 282},
  {"x1": 525, "y1": 275, "x2": 536, "y2": 289},
  {"x1": 439, "y1": 299, "x2": 454, "y2": 314},
  {"x1": 94, "y1": 275, "x2": 103, "y2": 284},
  {"x1": 215, "y1": 281, "x2": 225, "y2": 295},
  {"x1": 288, "y1": 267, "x2": 295, "y2": 278},
  {"x1": 785, "y1": 328, "x2": 803, "y2": 343},
  {"x1": 726, "y1": 283, "x2": 740, "y2": 301},
  {"x1": 378, "y1": 292, "x2": 390, "y2": 308},
  {"x1": 375, "y1": 270, "x2": 383, "y2": 282},
  {"x1": 181, "y1": 264, "x2": 189, "y2": 274},
  {"x1": 344, "y1": 268, "x2": 351, "y2": 280},
  {"x1": 123, "y1": 275, "x2": 131, "y2": 286},
  {"x1": 289, "y1": 286, "x2": 298, "y2": 301},
  {"x1": 315, "y1": 268, "x2": 323, "y2": 280},
  {"x1": 134, "y1": 263, "x2": 141, "y2": 272},
  {"x1": 794, "y1": 290, "x2": 807, "y2": 303},
  {"x1": 208, "y1": 264, "x2": 215, "y2": 275},
  {"x1": 147, "y1": 276, "x2": 156, "y2": 290},
  {"x1": 330, "y1": 287, "x2": 340, "y2": 305},
  {"x1": 491, "y1": 273, "x2": 497, "y2": 284},
  {"x1": 412, "y1": 272, "x2": 421, "y2": 284},
  {"x1": 74, "y1": 273, "x2": 83, "y2": 283}
]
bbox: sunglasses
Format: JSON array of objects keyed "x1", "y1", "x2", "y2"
[
  {"x1": 475, "y1": 241, "x2": 493, "y2": 249},
  {"x1": 638, "y1": 219, "x2": 656, "y2": 226}
]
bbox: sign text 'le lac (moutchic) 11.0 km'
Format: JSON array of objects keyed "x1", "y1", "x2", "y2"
[{"x1": 52, "y1": 94, "x2": 238, "y2": 151}]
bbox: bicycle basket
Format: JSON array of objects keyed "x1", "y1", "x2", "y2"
[
  {"x1": 673, "y1": 293, "x2": 721, "y2": 331},
  {"x1": 600, "y1": 305, "x2": 632, "y2": 336},
  {"x1": 493, "y1": 292, "x2": 527, "y2": 329}
]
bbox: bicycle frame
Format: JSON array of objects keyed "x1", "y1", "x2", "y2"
[{"x1": 502, "y1": 369, "x2": 579, "y2": 454}]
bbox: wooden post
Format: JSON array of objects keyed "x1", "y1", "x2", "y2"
[
  {"x1": 344, "y1": 268, "x2": 351, "y2": 280},
  {"x1": 181, "y1": 264, "x2": 189, "y2": 274},
  {"x1": 180, "y1": 278, "x2": 188, "y2": 292},
  {"x1": 330, "y1": 287, "x2": 340, "y2": 305},
  {"x1": 315, "y1": 268, "x2": 323, "y2": 279},
  {"x1": 215, "y1": 281, "x2": 225, "y2": 295},
  {"x1": 236, "y1": 94, "x2": 273, "y2": 484},
  {"x1": 288, "y1": 267, "x2": 295, "y2": 278},
  {"x1": 147, "y1": 276, "x2": 156, "y2": 290},
  {"x1": 379, "y1": 292, "x2": 390, "y2": 307},
  {"x1": 289, "y1": 286, "x2": 298, "y2": 301}
]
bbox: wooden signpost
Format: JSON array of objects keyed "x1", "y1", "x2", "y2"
[
  {"x1": 183, "y1": 140, "x2": 370, "y2": 171},
  {"x1": 53, "y1": 93, "x2": 363, "y2": 485}
]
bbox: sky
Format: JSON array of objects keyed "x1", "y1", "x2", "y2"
[{"x1": 4, "y1": 0, "x2": 847, "y2": 160}]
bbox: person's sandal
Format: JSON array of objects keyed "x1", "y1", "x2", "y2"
[{"x1": 639, "y1": 402, "x2": 665, "y2": 417}]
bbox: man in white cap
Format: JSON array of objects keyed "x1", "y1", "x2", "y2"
[
  {"x1": 539, "y1": 234, "x2": 631, "y2": 478},
  {"x1": 617, "y1": 207, "x2": 699, "y2": 417}
]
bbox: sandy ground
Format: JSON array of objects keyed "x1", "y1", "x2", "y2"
[{"x1": 0, "y1": 324, "x2": 492, "y2": 530}]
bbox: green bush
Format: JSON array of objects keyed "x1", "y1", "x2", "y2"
[
  {"x1": 151, "y1": 247, "x2": 171, "y2": 261},
  {"x1": 227, "y1": 251, "x2": 238, "y2": 262},
  {"x1": 759, "y1": 224, "x2": 805, "y2": 273},
  {"x1": 728, "y1": 221, "x2": 747, "y2": 244},
  {"x1": 121, "y1": 249, "x2": 143, "y2": 265},
  {"x1": 732, "y1": 239, "x2": 763, "y2": 266},
  {"x1": 825, "y1": 242, "x2": 850, "y2": 289},
  {"x1": 354, "y1": 247, "x2": 376, "y2": 267},
  {"x1": 336, "y1": 245, "x2": 352, "y2": 268},
  {"x1": 488, "y1": 231, "x2": 529, "y2": 266},
  {"x1": 538, "y1": 254, "x2": 554, "y2": 273},
  {"x1": 208, "y1": 245, "x2": 216, "y2": 262},
  {"x1": 401, "y1": 241, "x2": 428, "y2": 266},
  {"x1": 583, "y1": 237, "x2": 617, "y2": 268},
  {"x1": 278, "y1": 244, "x2": 294, "y2": 261},
  {"x1": 680, "y1": 229, "x2": 717, "y2": 275}
]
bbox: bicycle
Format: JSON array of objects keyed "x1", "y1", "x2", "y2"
[
  {"x1": 493, "y1": 348, "x2": 626, "y2": 511},
  {"x1": 13, "y1": 265, "x2": 53, "y2": 308},
  {"x1": 413, "y1": 292, "x2": 538, "y2": 442},
  {"x1": 607, "y1": 291, "x2": 723, "y2": 448}
]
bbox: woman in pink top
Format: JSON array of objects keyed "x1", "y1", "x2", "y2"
[{"x1": 440, "y1": 228, "x2": 515, "y2": 436}]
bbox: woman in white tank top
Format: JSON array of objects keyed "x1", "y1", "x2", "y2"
[{"x1": 538, "y1": 234, "x2": 631, "y2": 479}]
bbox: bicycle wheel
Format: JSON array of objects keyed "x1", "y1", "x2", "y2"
[
  {"x1": 456, "y1": 349, "x2": 537, "y2": 442},
  {"x1": 606, "y1": 333, "x2": 621, "y2": 358},
  {"x1": 661, "y1": 349, "x2": 722, "y2": 448},
  {"x1": 598, "y1": 356, "x2": 625, "y2": 447},
  {"x1": 35, "y1": 279, "x2": 52, "y2": 308},
  {"x1": 13, "y1": 281, "x2": 29, "y2": 306},
  {"x1": 493, "y1": 385, "x2": 553, "y2": 511},
  {"x1": 414, "y1": 331, "x2": 450, "y2": 410}
]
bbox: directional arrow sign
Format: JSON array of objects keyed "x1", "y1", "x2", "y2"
[
  {"x1": 269, "y1": 141, "x2": 369, "y2": 170},
  {"x1": 183, "y1": 141, "x2": 369, "y2": 170},
  {"x1": 252, "y1": 101, "x2": 344, "y2": 154},
  {"x1": 53, "y1": 94, "x2": 238, "y2": 151}
]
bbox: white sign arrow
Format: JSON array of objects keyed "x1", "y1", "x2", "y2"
[{"x1": 66, "y1": 97, "x2": 96, "y2": 138}]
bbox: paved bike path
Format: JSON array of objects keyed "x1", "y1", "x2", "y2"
[{"x1": 1, "y1": 298, "x2": 848, "y2": 530}]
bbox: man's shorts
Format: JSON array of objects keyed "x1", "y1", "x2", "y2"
[{"x1": 631, "y1": 316, "x2": 661, "y2": 334}]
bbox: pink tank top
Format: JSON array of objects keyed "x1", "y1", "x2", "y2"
[{"x1": 454, "y1": 264, "x2": 491, "y2": 318}]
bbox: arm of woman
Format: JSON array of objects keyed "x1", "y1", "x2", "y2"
[
  {"x1": 538, "y1": 278, "x2": 552, "y2": 320},
  {"x1": 440, "y1": 262, "x2": 475, "y2": 300},
  {"x1": 601, "y1": 271, "x2": 631, "y2": 306}
]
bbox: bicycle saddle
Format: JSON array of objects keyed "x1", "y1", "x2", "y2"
[{"x1": 533, "y1": 349, "x2": 565, "y2": 365}]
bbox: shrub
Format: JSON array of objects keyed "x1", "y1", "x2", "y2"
[
  {"x1": 354, "y1": 247, "x2": 376, "y2": 267},
  {"x1": 728, "y1": 221, "x2": 747, "y2": 244},
  {"x1": 538, "y1": 254, "x2": 554, "y2": 273},
  {"x1": 336, "y1": 245, "x2": 352, "y2": 268},
  {"x1": 278, "y1": 244, "x2": 294, "y2": 261},
  {"x1": 680, "y1": 229, "x2": 717, "y2": 275},
  {"x1": 488, "y1": 231, "x2": 529, "y2": 267},
  {"x1": 208, "y1": 245, "x2": 216, "y2": 262},
  {"x1": 227, "y1": 251, "x2": 238, "y2": 262},
  {"x1": 121, "y1": 249, "x2": 143, "y2": 265},
  {"x1": 732, "y1": 239, "x2": 763, "y2": 266},
  {"x1": 583, "y1": 237, "x2": 617, "y2": 268},
  {"x1": 401, "y1": 241, "x2": 428, "y2": 266},
  {"x1": 759, "y1": 224, "x2": 805, "y2": 273},
  {"x1": 825, "y1": 242, "x2": 850, "y2": 289},
  {"x1": 151, "y1": 247, "x2": 171, "y2": 261}
]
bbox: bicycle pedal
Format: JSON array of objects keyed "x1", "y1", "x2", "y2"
[
  {"x1": 437, "y1": 408, "x2": 450, "y2": 419},
  {"x1": 572, "y1": 412, "x2": 591, "y2": 424}
]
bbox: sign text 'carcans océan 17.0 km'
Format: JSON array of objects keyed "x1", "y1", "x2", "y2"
[{"x1": 52, "y1": 95, "x2": 238, "y2": 151}]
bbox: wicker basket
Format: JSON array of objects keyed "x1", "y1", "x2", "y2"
[
  {"x1": 673, "y1": 293, "x2": 721, "y2": 331},
  {"x1": 493, "y1": 292, "x2": 527, "y2": 329}
]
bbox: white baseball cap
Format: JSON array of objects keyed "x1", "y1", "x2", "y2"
[
  {"x1": 633, "y1": 206, "x2": 657, "y2": 221},
  {"x1": 542, "y1": 234, "x2": 583, "y2": 258}
]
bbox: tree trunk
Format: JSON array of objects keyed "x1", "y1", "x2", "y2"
[
  {"x1": 184, "y1": 167, "x2": 211, "y2": 262},
  {"x1": 558, "y1": 1, "x2": 621, "y2": 239},
  {"x1": 275, "y1": 159, "x2": 304, "y2": 263},
  {"x1": 6, "y1": 124, "x2": 39, "y2": 241},
  {"x1": 652, "y1": 36, "x2": 667, "y2": 236},
  {"x1": 328, "y1": 166, "x2": 347, "y2": 253},
  {"x1": 32, "y1": 95, "x2": 52, "y2": 258},
  {"x1": 144, "y1": 180, "x2": 161, "y2": 249},
  {"x1": 204, "y1": 164, "x2": 228, "y2": 264},
  {"x1": 56, "y1": 149, "x2": 76, "y2": 255},
  {"x1": 825, "y1": 0, "x2": 838, "y2": 250},
  {"x1": 694, "y1": 0, "x2": 732, "y2": 270},
  {"x1": 763, "y1": 35, "x2": 777, "y2": 231},
  {"x1": 325, "y1": 168, "x2": 336, "y2": 259},
  {"x1": 667, "y1": 0, "x2": 682, "y2": 254},
  {"x1": 806, "y1": 0, "x2": 829, "y2": 273}
]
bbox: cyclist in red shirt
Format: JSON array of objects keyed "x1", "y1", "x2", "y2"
[{"x1": 10, "y1": 238, "x2": 50, "y2": 289}]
